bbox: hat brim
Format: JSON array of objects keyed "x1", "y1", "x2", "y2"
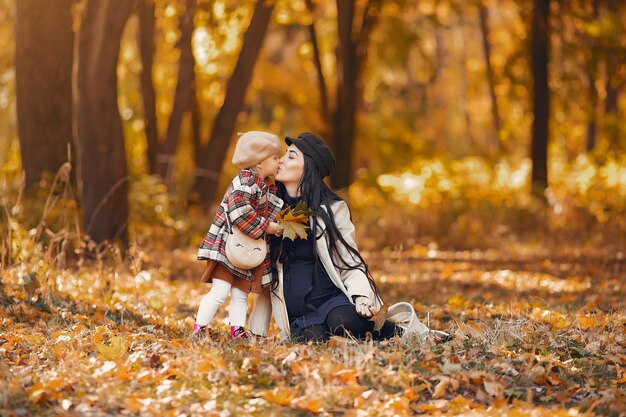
[{"x1": 284, "y1": 136, "x2": 296, "y2": 146}]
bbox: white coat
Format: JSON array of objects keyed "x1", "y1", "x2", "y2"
[{"x1": 248, "y1": 200, "x2": 430, "y2": 339}]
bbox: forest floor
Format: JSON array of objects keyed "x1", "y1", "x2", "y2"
[{"x1": 1, "y1": 242, "x2": 625, "y2": 417}]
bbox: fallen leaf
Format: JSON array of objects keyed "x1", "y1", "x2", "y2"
[
  {"x1": 483, "y1": 379, "x2": 504, "y2": 398},
  {"x1": 432, "y1": 377, "x2": 450, "y2": 399},
  {"x1": 262, "y1": 387, "x2": 296, "y2": 406},
  {"x1": 447, "y1": 294, "x2": 467, "y2": 307},
  {"x1": 293, "y1": 396, "x2": 324, "y2": 413},
  {"x1": 369, "y1": 304, "x2": 389, "y2": 331},
  {"x1": 96, "y1": 336, "x2": 127, "y2": 361}
]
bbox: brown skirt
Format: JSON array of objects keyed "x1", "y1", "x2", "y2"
[{"x1": 200, "y1": 259, "x2": 264, "y2": 294}]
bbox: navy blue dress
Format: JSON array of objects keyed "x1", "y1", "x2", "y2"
[{"x1": 278, "y1": 197, "x2": 352, "y2": 338}]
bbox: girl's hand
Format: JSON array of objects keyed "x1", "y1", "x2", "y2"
[
  {"x1": 267, "y1": 221, "x2": 282, "y2": 236},
  {"x1": 354, "y1": 296, "x2": 375, "y2": 318}
]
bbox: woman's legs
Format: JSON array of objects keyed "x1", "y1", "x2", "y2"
[
  {"x1": 326, "y1": 305, "x2": 400, "y2": 340},
  {"x1": 228, "y1": 286, "x2": 249, "y2": 327},
  {"x1": 297, "y1": 324, "x2": 330, "y2": 343},
  {"x1": 195, "y1": 279, "x2": 232, "y2": 326}
]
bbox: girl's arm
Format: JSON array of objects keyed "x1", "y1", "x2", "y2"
[{"x1": 226, "y1": 170, "x2": 268, "y2": 239}]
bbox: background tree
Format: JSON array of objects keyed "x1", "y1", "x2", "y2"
[
  {"x1": 137, "y1": 0, "x2": 159, "y2": 174},
  {"x1": 530, "y1": 0, "x2": 550, "y2": 197},
  {"x1": 191, "y1": 0, "x2": 274, "y2": 206},
  {"x1": 73, "y1": 0, "x2": 137, "y2": 245},
  {"x1": 478, "y1": 0, "x2": 501, "y2": 155},
  {"x1": 331, "y1": 0, "x2": 382, "y2": 190},
  {"x1": 15, "y1": 0, "x2": 74, "y2": 189},
  {"x1": 155, "y1": 0, "x2": 198, "y2": 187}
]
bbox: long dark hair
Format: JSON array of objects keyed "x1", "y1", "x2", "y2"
[{"x1": 269, "y1": 154, "x2": 380, "y2": 306}]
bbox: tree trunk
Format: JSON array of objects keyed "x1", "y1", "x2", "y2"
[
  {"x1": 332, "y1": 0, "x2": 357, "y2": 190},
  {"x1": 478, "y1": 1, "x2": 501, "y2": 154},
  {"x1": 305, "y1": 0, "x2": 330, "y2": 126},
  {"x1": 191, "y1": 0, "x2": 274, "y2": 205},
  {"x1": 331, "y1": 0, "x2": 381, "y2": 190},
  {"x1": 603, "y1": 0, "x2": 623, "y2": 155},
  {"x1": 459, "y1": 13, "x2": 475, "y2": 154},
  {"x1": 15, "y1": 0, "x2": 74, "y2": 189},
  {"x1": 585, "y1": 0, "x2": 600, "y2": 152},
  {"x1": 156, "y1": 0, "x2": 197, "y2": 188},
  {"x1": 530, "y1": 0, "x2": 550, "y2": 198},
  {"x1": 73, "y1": 0, "x2": 136, "y2": 245},
  {"x1": 137, "y1": 0, "x2": 159, "y2": 174},
  {"x1": 604, "y1": 52, "x2": 621, "y2": 154}
]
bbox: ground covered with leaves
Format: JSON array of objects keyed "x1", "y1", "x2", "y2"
[{"x1": 1, "y1": 240, "x2": 625, "y2": 417}]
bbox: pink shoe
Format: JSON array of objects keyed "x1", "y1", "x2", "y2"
[
  {"x1": 230, "y1": 326, "x2": 248, "y2": 339},
  {"x1": 193, "y1": 323, "x2": 207, "y2": 338}
]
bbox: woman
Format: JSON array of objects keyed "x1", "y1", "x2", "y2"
[{"x1": 248, "y1": 132, "x2": 436, "y2": 342}]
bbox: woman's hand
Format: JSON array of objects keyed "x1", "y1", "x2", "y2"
[{"x1": 354, "y1": 296, "x2": 375, "y2": 318}]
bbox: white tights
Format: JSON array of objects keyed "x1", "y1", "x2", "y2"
[{"x1": 195, "y1": 279, "x2": 248, "y2": 327}]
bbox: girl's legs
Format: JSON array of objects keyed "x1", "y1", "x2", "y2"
[
  {"x1": 228, "y1": 286, "x2": 249, "y2": 327},
  {"x1": 195, "y1": 279, "x2": 232, "y2": 326},
  {"x1": 326, "y1": 305, "x2": 400, "y2": 340}
]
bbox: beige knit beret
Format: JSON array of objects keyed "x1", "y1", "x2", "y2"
[{"x1": 232, "y1": 131, "x2": 281, "y2": 169}]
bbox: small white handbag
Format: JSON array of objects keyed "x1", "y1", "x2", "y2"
[
  {"x1": 387, "y1": 302, "x2": 451, "y2": 342},
  {"x1": 387, "y1": 302, "x2": 430, "y2": 339},
  {"x1": 224, "y1": 208, "x2": 267, "y2": 270}
]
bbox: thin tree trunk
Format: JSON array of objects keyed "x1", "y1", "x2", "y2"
[
  {"x1": 530, "y1": 0, "x2": 550, "y2": 198},
  {"x1": 459, "y1": 13, "x2": 475, "y2": 154},
  {"x1": 305, "y1": 0, "x2": 330, "y2": 125},
  {"x1": 16, "y1": 0, "x2": 74, "y2": 189},
  {"x1": 332, "y1": 0, "x2": 357, "y2": 190},
  {"x1": 137, "y1": 0, "x2": 159, "y2": 174},
  {"x1": 73, "y1": 0, "x2": 136, "y2": 245},
  {"x1": 156, "y1": 0, "x2": 197, "y2": 187},
  {"x1": 332, "y1": 0, "x2": 381, "y2": 190},
  {"x1": 192, "y1": 0, "x2": 274, "y2": 205},
  {"x1": 602, "y1": 0, "x2": 622, "y2": 154},
  {"x1": 478, "y1": 0, "x2": 501, "y2": 154},
  {"x1": 584, "y1": 0, "x2": 600, "y2": 152},
  {"x1": 604, "y1": 53, "x2": 621, "y2": 153}
]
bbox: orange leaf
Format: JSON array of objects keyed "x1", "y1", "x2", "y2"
[
  {"x1": 336, "y1": 368, "x2": 358, "y2": 385},
  {"x1": 369, "y1": 304, "x2": 389, "y2": 332},
  {"x1": 293, "y1": 397, "x2": 324, "y2": 413},
  {"x1": 576, "y1": 315, "x2": 595, "y2": 329},
  {"x1": 262, "y1": 387, "x2": 296, "y2": 406},
  {"x1": 124, "y1": 396, "x2": 143, "y2": 413},
  {"x1": 96, "y1": 336, "x2": 127, "y2": 361},
  {"x1": 447, "y1": 294, "x2": 467, "y2": 307}
]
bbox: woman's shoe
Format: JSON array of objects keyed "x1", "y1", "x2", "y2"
[
  {"x1": 192, "y1": 323, "x2": 207, "y2": 338},
  {"x1": 230, "y1": 326, "x2": 248, "y2": 339}
]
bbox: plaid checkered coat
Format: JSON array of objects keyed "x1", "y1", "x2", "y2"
[{"x1": 197, "y1": 169, "x2": 284, "y2": 284}]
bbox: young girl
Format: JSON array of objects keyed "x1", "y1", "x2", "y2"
[{"x1": 194, "y1": 131, "x2": 284, "y2": 339}]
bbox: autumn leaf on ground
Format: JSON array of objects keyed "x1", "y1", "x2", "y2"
[
  {"x1": 369, "y1": 304, "x2": 389, "y2": 331},
  {"x1": 96, "y1": 336, "x2": 128, "y2": 361}
]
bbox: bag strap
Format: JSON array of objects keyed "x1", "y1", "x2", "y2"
[{"x1": 223, "y1": 188, "x2": 270, "y2": 237}]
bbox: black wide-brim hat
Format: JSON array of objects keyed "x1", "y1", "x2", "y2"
[{"x1": 285, "y1": 132, "x2": 336, "y2": 178}]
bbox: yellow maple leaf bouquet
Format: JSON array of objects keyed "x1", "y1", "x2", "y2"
[{"x1": 275, "y1": 201, "x2": 317, "y2": 241}]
